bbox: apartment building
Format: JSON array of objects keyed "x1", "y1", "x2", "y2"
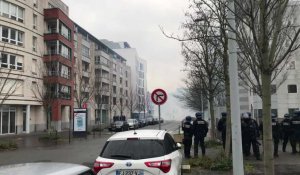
[
  {"x1": 101, "y1": 40, "x2": 149, "y2": 119},
  {"x1": 73, "y1": 25, "x2": 132, "y2": 128},
  {"x1": 0, "y1": 0, "x2": 74, "y2": 135}
]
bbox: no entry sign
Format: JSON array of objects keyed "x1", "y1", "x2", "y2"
[{"x1": 151, "y1": 89, "x2": 167, "y2": 105}]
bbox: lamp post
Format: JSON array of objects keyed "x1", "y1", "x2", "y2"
[{"x1": 227, "y1": 0, "x2": 244, "y2": 174}]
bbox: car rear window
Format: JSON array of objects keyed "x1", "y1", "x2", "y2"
[{"x1": 100, "y1": 140, "x2": 165, "y2": 160}]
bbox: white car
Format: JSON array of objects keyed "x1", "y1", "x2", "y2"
[
  {"x1": 0, "y1": 162, "x2": 94, "y2": 175},
  {"x1": 127, "y1": 119, "x2": 139, "y2": 129},
  {"x1": 93, "y1": 129, "x2": 183, "y2": 175}
]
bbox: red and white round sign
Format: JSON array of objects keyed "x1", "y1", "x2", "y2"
[{"x1": 151, "y1": 89, "x2": 167, "y2": 105}]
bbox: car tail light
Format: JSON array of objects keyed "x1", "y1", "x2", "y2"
[
  {"x1": 144, "y1": 159, "x2": 171, "y2": 173},
  {"x1": 93, "y1": 161, "x2": 114, "y2": 174}
]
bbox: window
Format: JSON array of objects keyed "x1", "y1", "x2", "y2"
[
  {"x1": 82, "y1": 45, "x2": 90, "y2": 57},
  {"x1": 120, "y1": 77, "x2": 123, "y2": 84},
  {"x1": 288, "y1": 84, "x2": 297, "y2": 93},
  {"x1": 271, "y1": 84, "x2": 276, "y2": 94},
  {"x1": 101, "y1": 57, "x2": 109, "y2": 66},
  {"x1": 32, "y1": 59, "x2": 37, "y2": 74},
  {"x1": 33, "y1": 14, "x2": 37, "y2": 29},
  {"x1": 100, "y1": 140, "x2": 165, "y2": 160},
  {"x1": 60, "y1": 64, "x2": 70, "y2": 79},
  {"x1": 0, "y1": 1, "x2": 24, "y2": 22},
  {"x1": 163, "y1": 133, "x2": 177, "y2": 154},
  {"x1": 125, "y1": 71, "x2": 128, "y2": 77},
  {"x1": 120, "y1": 88, "x2": 123, "y2": 95},
  {"x1": 59, "y1": 43, "x2": 71, "y2": 59},
  {"x1": 125, "y1": 81, "x2": 128, "y2": 87},
  {"x1": 113, "y1": 74, "x2": 116, "y2": 82},
  {"x1": 113, "y1": 97, "x2": 116, "y2": 105},
  {"x1": 1, "y1": 52, "x2": 23, "y2": 70},
  {"x1": 288, "y1": 61, "x2": 295, "y2": 70},
  {"x1": 139, "y1": 63, "x2": 144, "y2": 71},
  {"x1": 289, "y1": 108, "x2": 299, "y2": 115},
  {"x1": 112, "y1": 63, "x2": 116, "y2": 70},
  {"x1": 32, "y1": 36, "x2": 37, "y2": 52},
  {"x1": 125, "y1": 90, "x2": 128, "y2": 97},
  {"x1": 60, "y1": 22, "x2": 70, "y2": 40},
  {"x1": 95, "y1": 56, "x2": 100, "y2": 64},
  {"x1": 113, "y1": 86, "x2": 116, "y2": 94},
  {"x1": 0, "y1": 26, "x2": 23, "y2": 46}
]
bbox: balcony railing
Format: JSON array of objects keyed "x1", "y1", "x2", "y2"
[
  {"x1": 48, "y1": 71, "x2": 71, "y2": 79},
  {"x1": 45, "y1": 49, "x2": 71, "y2": 60}
]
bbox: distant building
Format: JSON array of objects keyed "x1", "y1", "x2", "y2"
[{"x1": 101, "y1": 40, "x2": 149, "y2": 119}]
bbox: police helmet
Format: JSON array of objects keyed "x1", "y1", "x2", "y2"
[
  {"x1": 271, "y1": 113, "x2": 277, "y2": 118},
  {"x1": 247, "y1": 112, "x2": 252, "y2": 118},
  {"x1": 185, "y1": 116, "x2": 192, "y2": 121},
  {"x1": 242, "y1": 112, "x2": 249, "y2": 119},
  {"x1": 221, "y1": 112, "x2": 227, "y2": 117},
  {"x1": 284, "y1": 113, "x2": 289, "y2": 118},
  {"x1": 294, "y1": 110, "x2": 300, "y2": 117},
  {"x1": 195, "y1": 112, "x2": 203, "y2": 119}
]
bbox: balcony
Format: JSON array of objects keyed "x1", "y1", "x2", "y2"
[
  {"x1": 45, "y1": 49, "x2": 71, "y2": 60},
  {"x1": 82, "y1": 55, "x2": 90, "y2": 63},
  {"x1": 48, "y1": 71, "x2": 70, "y2": 79},
  {"x1": 82, "y1": 71, "x2": 89, "y2": 77}
]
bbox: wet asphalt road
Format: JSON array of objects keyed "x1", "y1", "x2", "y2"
[{"x1": 0, "y1": 121, "x2": 181, "y2": 167}]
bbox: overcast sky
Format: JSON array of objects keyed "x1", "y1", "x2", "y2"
[{"x1": 62, "y1": 0, "x2": 195, "y2": 120}]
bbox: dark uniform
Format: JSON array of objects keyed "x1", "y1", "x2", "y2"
[
  {"x1": 281, "y1": 114, "x2": 291, "y2": 152},
  {"x1": 182, "y1": 116, "x2": 193, "y2": 158},
  {"x1": 241, "y1": 112, "x2": 261, "y2": 160},
  {"x1": 290, "y1": 111, "x2": 300, "y2": 154},
  {"x1": 193, "y1": 112, "x2": 208, "y2": 157},
  {"x1": 271, "y1": 113, "x2": 280, "y2": 157},
  {"x1": 217, "y1": 112, "x2": 227, "y2": 149}
]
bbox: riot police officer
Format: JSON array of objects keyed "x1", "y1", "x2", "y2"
[
  {"x1": 281, "y1": 113, "x2": 291, "y2": 152},
  {"x1": 290, "y1": 110, "x2": 300, "y2": 154},
  {"x1": 271, "y1": 113, "x2": 280, "y2": 157},
  {"x1": 193, "y1": 112, "x2": 208, "y2": 157},
  {"x1": 217, "y1": 112, "x2": 227, "y2": 149},
  {"x1": 182, "y1": 116, "x2": 193, "y2": 158},
  {"x1": 241, "y1": 112, "x2": 261, "y2": 160}
]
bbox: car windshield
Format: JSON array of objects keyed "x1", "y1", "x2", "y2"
[
  {"x1": 127, "y1": 119, "x2": 134, "y2": 123},
  {"x1": 100, "y1": 140, "x2": 165, "y2": 160}
]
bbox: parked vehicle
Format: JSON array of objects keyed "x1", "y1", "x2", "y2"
[
  {"x1": 0, "y1": 162, "x2": 94, "y2": 175},
  {"x1": 140, "y1": 118, "x2": 147, "y2": 127},
  {"x1": 153, "y1": 118, "x2": 159, "y2": 124},
  {"x1": 146, "y1": 117, "x2": 154, "y2": 125},
  {"x1": 93, "y1": 130, "x2": 183, "y2": 175},
  {"x1": 127, "y1": 119, "x2": 139, "y2": 129},
  {"x1": 109, "y1": 121, "x2": 129, "y2": 132}
]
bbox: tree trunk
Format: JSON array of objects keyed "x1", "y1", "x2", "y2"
[
  {"x1": 262, "y1": 72, "x2": 274, "y2": 175},
  {"x1": 223, "y1": 38, "x2": 231, "y2": 157},
  {"x1": 224, "y1": 72, "x2": 231, "y2": 157},
  {"x1": 209, "y1": 95, "x2": 216, "y2": 140}
]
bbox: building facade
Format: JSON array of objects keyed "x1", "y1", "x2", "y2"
[
  {"x1": 0, "y1": 0, "x2": 132, "y2": 135},
  {"x1": 101, "y1": 40, "x2": 149, "y2": 119}
]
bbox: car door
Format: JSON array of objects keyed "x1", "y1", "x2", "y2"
[{"x1": 163, "y1": 133, "x2": 182, "y2": 174}]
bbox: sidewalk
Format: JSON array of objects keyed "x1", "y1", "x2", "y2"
[
  {"x1": 183, "y1": 141, "x2": 300, "y2": 175},
  {"x1": 0, "y1": 129, "x2": 111, "y2": 149}
]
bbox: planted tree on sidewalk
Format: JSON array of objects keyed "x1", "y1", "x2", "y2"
[
  {"x1": 229, "y1": 0, "x2": 300, "y2": 174},
  {"x1": 74, "y1": 58, "x2": 95, "y2": 108}
]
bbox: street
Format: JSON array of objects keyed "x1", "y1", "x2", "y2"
[{"x1": 0, "y1": 121, "x2": 181, "y2": 167}]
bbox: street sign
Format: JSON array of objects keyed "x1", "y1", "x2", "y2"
[
  {"x1": 151, "y1": 88, "x2": 167, "y2": 130},
  {"x1": 82, "y1": 102, "x2": 87, "y2": 109},
  {"x1": 151, "y1": 89, "x2": 167, "y2": 105}
]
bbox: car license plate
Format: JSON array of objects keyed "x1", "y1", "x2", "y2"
[{"x1": 116, "y1": 170, "x2": 143, "y2": 175}]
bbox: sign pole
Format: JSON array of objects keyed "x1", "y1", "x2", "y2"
[{"x1": 158, "y1": 105, "x2": 161, "y2": 130}]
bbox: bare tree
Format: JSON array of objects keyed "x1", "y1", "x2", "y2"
[
  {"x1": 74, "y1": 59, "x2": 95, "y2": 108},
  {"x1": 126, "y1": 89, "x2": 138, "y2": 119},
  {"x1": 228, "y1": 0, "x2": 300, "y2": 174},
  {"x1": 31, "y1": 59, "x2": 56, "y2": 132}
]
